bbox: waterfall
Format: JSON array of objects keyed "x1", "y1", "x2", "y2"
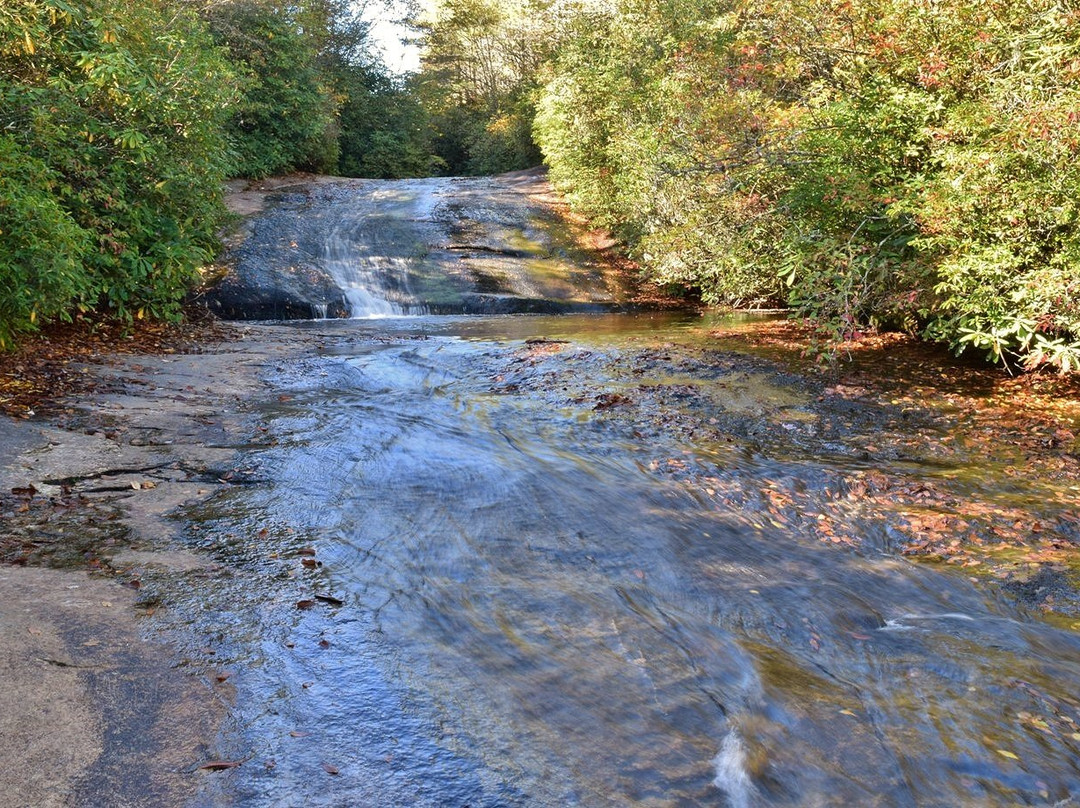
[
  {"x1": 322, "y1": 225, "x2": 414, "y2": 318},
  {"x1": 713, "y1": 731, "x2": 756, "y2": 808}
]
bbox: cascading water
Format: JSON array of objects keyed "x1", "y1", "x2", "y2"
[{"x1": 321, "y1": 225, "x2": 415, "y2": 318}]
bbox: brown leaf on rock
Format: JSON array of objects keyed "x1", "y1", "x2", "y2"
[
  {"x1": 198, "y1": 760, "x2": 243, "y2": 771},
  {"x1": 594, "y1": 392, "x2": 631, "y2": 410}
]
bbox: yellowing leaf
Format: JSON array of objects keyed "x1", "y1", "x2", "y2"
[{"x1": 996, "y1": 749, "x2": 1019, "y2": 760}]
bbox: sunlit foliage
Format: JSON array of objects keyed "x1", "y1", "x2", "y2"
[
  {"x1": 414, "y1": 0, "x2": 581, "y2": 173},
  {"x1": 0, "y1": 0, "x2": 237, "y2": 345},
  {"x1": 534, "y1": 0, "x2": 1080, "y2": 370}
]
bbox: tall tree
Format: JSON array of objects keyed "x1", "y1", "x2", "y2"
[
  {"x1": 205, "y1": 0, "x2": 346, "y2": 177},
  {"x1": 413, "y1": 0, "x2": 578, "y2": 173}
]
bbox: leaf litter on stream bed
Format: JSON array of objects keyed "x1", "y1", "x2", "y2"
[{"x1": 486, "y1": 319, "x2": 1080, "y2": 622}]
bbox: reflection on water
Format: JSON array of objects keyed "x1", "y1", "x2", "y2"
[
  {"x1": 168, "y1": 313, "x2": 1080, "y2": 807},
  {"x1": 291, "y1": 309, "x2": 775, "y2": 343}
]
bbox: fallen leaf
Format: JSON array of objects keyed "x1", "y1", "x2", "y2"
[
  {"x1": 594, "y1": 392, "x2": 631, "y2": 410},
  {"x1": 996, "y1": 749, "x2": 1019, "y2": 761},
  {"x1": 289, "y1": 731, "x2": 309, "y2": 738},
  {"x1": 198, "y1": 760, "x2": 242, "y2": 771},
  {"x1": 295, "y1": 599, "x2": 315, "y2": 610},
  {"x1": 322, "y1": 763, "x2": 339, "y2": 775},
  {"x1": 301, "y1": 558, "x2": 320, "y2": 569},
  {"x1": 314, "y1": 594, "x2": 344, "y2": 606}
]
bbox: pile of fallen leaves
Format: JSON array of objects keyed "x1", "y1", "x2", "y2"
[{"x1": 0, "y1": 308, "x2": 235, "y2": 419}]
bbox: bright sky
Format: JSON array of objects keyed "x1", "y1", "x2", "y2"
[{"x1": 360, "y1": 1, "x2": 422, "y2": 74}]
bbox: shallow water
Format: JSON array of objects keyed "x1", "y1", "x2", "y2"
[{"x1": 159, "y1": 312, "x2": 1080, "y2": 807}]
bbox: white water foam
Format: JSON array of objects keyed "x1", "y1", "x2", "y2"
[
  {"x1": 713, "y1": 731, "x2": 755, "y2": 808},
  {"x1": 882, "y1": 612, "x2": 977, "y2": 631},
  {"x1": 322, "y1": 228, "x2": 412, "y2": 318}
]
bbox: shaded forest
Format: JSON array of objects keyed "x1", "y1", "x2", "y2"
[{"x1": 3, "y1": 0, "x2": 1079, "y2": 371}]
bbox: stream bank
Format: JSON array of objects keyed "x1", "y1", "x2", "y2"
[{"x1": 0, "y1": 322, "x2": 327, "y2": 807}]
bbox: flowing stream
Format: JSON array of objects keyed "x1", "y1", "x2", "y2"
[{"x1": 163, "y1": 178, "x2": 1080, "y2": 807}]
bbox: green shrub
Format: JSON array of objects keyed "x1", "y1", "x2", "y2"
[
  {"x1": 0, "y1": 137, "x2": 92, "y2": 347},
  {"x1": 0, "y1": 0, "x2": 237, "y2": 335},
  {"x1": 534, "y1": 0, "x2": 1080, "y2": 370}
]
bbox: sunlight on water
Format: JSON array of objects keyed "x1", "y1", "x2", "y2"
[
  {"x1": 164, "y1": 169, "x2": 1080, "y2": 806},
  {"x1": 317, "y1": 216, "x2": 419, "y2": 317},
  {"x1": 169, "y1": 318, "x2": 1080, "y2": 807},
  {"x1": 324, "y1": 227, "x2": 408, "y2": 317}
]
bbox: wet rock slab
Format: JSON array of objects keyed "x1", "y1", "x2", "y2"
[
  {"x1": 198, "y1": 186, "x2": 351, "y2": 321},
  {"x1": 0, "y1": 566, "x2": 221, "y2": 808},
  {"x1": 0, "y1": 323, "x2": 327, "y2": 807},
  {"x1": 200, "y1": 170, "x2": 638, "y2": 320}
]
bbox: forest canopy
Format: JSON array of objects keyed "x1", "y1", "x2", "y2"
[{"x1": 2, "y1": 0, "x2": 1078, "y2": 371}]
